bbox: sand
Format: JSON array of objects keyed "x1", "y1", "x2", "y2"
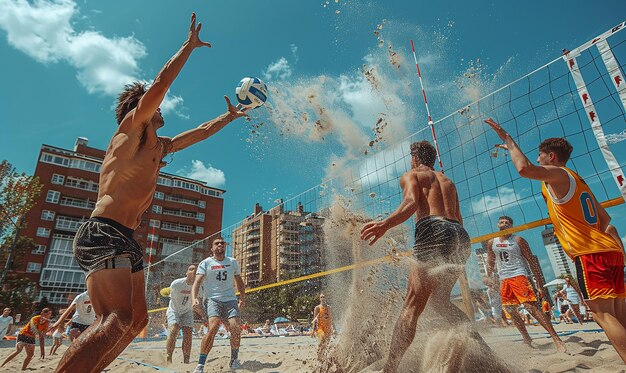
[{"x1": 1, "y1": 322, "x2": 625, "y2": 372}]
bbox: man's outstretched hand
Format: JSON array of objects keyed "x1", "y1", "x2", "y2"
[
  {"x1": 225, "y1": 96, "x2": 248, "y2": 119},
  {"x1": 187, "y1": 13, "x2": 211, "y2": 49}
]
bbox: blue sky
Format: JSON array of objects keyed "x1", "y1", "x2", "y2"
[{"x1": 1, "y1": 0, "x2": 626, "y2": 284}]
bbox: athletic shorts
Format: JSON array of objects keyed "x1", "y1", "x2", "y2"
[
  {"x1": 166, "y1": 310, "x2": 194, "y2": 328},
  {"x1": 73, "y1": 217, "x2": 143, "y2": 278},
  {"x1": 500, "y1": 275, "x2": 537, "y2": 306},
  {"x1": 204, "y1": 299, "x2": 240, "y2": 321},
  {"x1": 70, "y1": 322, "x2": 90, "y2": 333},
  {"x1": 17, "y1": 334, "x2": 35, "y2": 345},
  {"x1": 575, "y1": 251, "x2": 626, "y2": 301},
  {"x1": 413, "y1": 216, "x2": 471, "y2": 265}
]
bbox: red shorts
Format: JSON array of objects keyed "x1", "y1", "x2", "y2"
[
  {"x1": 500, "y1": 275, "x2": 537, "y2": 306},
  {"x1": 574, "y1": 251, "x2": 626, "y2": 300}
]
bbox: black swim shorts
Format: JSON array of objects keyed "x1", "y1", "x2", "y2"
[
  {"x1": 70, "y1": 322, "x2": 90, "y2": 333},
  {"x1": 73, "y1": 217, "x2": 143, "y2": 278},
  {"x1": 413, "y1": 216, "x2": 471, "y2": 265}
]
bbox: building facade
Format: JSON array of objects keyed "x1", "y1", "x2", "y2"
[
  {"x1": 16, "y1": 138, "x2": 225, "y2": 306},
  {"x1": 542, "y1": 227, "x2": 577, "y2": 279},
  {"x1": 231, "y1": 202, "x2": 324, "y2": 288}
]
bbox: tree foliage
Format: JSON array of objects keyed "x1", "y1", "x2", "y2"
[{"x1": 0, "y1": 160, "x2": 41, "y2": 238}]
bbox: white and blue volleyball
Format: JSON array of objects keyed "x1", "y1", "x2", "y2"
[{"x1": 235, "y1": 77, "x2": 268, "y2": 109}]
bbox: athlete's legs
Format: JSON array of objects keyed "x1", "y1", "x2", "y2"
[
  {"x1": 615, "y1": 298, "x2": 626, "y2": 329},
  {"x1": 523, "y1": 302, "x2": 566, "y2": 353},
  {"x1": 56, "y1": 269, "x2": 147, "y2": 373},
  {"x1": 504, "y1": 305, "x2": 533, "y2": 346},
  {"x1": 430, "y1": 266, "x2": 490, "y2": 350},
  {"x1": 22, "y1": 344, "x2": 34, "y2": 370},
  {"x1": 1, "y1": 342, "x2": 24, "y2": 367},
  {"x1": 228, "y1": 317, "x2": 241, "y2": 350},
  {"x1": 181, "y1": 326, "x2": 193, "y2": 363},
  {"x1": 199, "y1": 317, "x2": 222, "y2": 355},
  {"x1": 587, "y1": 298, "x2": 626, "y2": 363},
  {"x1": 570, "y1": 304, "x2": 584, "y2": 325},
  {"x1": 166, "y1": 323, "x2": 181, "y2": 363},
  {"x1": 383, "y1": 261, "x2": 433, "y2": 373}
]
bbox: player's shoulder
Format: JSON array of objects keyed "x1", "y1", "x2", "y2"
[{"x1": 171, "y1": 278, "x2": 186, "y2": 287}]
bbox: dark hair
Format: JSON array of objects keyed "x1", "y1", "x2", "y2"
[
  {"x1": 115, "y1": 82, "x2": 147, "y2": 125},
  {"x1": 212, "y1": 236, "x2": 225, "y2": 245},
  {"x1": 539, "y1": 138, "x2": 573, "y2": 163},
  {"x1": 410, "y1": 141, "x2": 437, "y2": 168},
  {"x1": 498, "y1": 216, "x2": 513, "y2": 225}
]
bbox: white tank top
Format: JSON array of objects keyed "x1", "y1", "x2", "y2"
[{"x1": 492, "y1": 235, "x2": 528, "y2": 280}]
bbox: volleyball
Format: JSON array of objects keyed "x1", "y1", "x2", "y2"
[
  {"x1": 159, "y1": 287, "x2": 171, "y2": 297},
  {"x1": 235, "y1": 77, "x2": 268, "y2": 109}
]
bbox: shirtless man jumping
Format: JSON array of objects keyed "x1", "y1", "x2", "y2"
[
  {"x1": 56, "y1": 13, "x2": 246, "y2": 373},
  {"x1": 360, "y1": 141, "x2": 498, "y2": 373}
]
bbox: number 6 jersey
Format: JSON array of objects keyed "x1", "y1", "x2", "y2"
[
  {"x1": 196, "y1": 257, "x2": 241, "y2": 302},
  {"x1": 542, "y1": 167, "x2": 622, "y2": 259},
  {"x1": 491, "y1": 235, "x2": 528, "y2": 280}
]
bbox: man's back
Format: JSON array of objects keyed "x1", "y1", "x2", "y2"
[{"x1": 410, "y1": 166, "x2": 461, "y2": 223}]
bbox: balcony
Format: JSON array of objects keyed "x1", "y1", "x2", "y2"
[
  {"x1": 55, "y1": 216, "x2": 85, "y2": 232},
  {"x1": 164, "y1": 194, "x2": 198, "y2": 206},
  {"x1": 163, "y1": 208, "x2": 197, "y2": 219},
  {"x1": 161, "y1": 222, "x2": 194, "y2": 234},
  {"x1": 64, "y1": 178, "x2": 99, "y2": 192},
  {"x1": 60, "y1": 197, "x2": 95, "y2": 210}
]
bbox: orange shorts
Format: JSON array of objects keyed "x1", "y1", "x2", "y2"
[
  {"x1": 574, "y1": 251, "x2": 626, "y2": 300},
  {"x1": 500, "y1": 275, "x2": 537, "y2": 306}
]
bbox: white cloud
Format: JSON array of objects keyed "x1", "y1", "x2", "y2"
[
  {"x1": 180, "y1": 160, "x2": 225, "y2": 187},
  {"x1": 470, "y1": 186, "x2": 521, "y2": 215},
  {"x1": 290, "y1": 43, "x2": 298, "y2": 63},
  {"x1": 263, "y1": 57, "x2": 292, "y2": 81},
  {"x1": 606, "y1": 130, "x2": 626, "y2": 145},
  {"x1": 0, "y1": 0, "x2": 183, "y2": 115}
]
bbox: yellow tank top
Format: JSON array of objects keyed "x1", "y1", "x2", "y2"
[
  {"x1": 318, "y1": 306, "x2": 331, "y2": 331},
  {"x1": 541, "y1": 167, "x2": 621, "y2": 259}
]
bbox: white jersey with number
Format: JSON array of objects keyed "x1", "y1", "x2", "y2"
[
  {"x1": 167, "y1": 278, "x2": 193, "y2": 315},
  {"x1": 197, "y1": 257, "x2": 241, "y2": 302},
  {"x1": 492, "y1": 235, "x2": 528, "y2": 280},
  {"x1": 71, "y1": 291, "x2": 96, "y2": 325}
]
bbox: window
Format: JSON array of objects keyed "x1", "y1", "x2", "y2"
[
  {"x1": 51, "y1": 174, "x2": 65, "y2": 185},
  {"x1": 197, "y1": 212, "x2": 205, "y2": 222},
  {"x1": 69, "y1": 159, "x2": 101, "y2": 173},
  {"x1": 65, "y1": 177, "x2": 99, "y2": 192},
  {"x1": 195, "y1": 226, "x2": 204, "y2": 234},
  {"x1": 198, "y1": 201, "x2": 206, "y2": 208},
  {"x1": 145, "y1": 247, "x2": 156, "y2": 256},
  {"x1": 157, "y1": 176, "x2": 172, "y2": 186},
  {"x1": 55, "y1": 216, "x2": 84, "y2": 232},
  {"x1": 149, "y1": 219, "x2": 160, "y2": 228},
  {"x1": 46, "y1": 190, "x2": 60, "y2": 204},
  {"x1": 32, "y1": 245, "x2": 47, "y2": 255},
  {"x1": 152, "y1": 205, "x2": 162, "y2": 214},
  {"x1": 154, "y1": 191, "x2": 164, "y2": 200},
  {"x1": 37, "y1": 227, "x2": 50, "y2": 237},
  {"x1": 40, "y1": 153, "x2": 70, "y2": 167},
  {"x1": 26, "y1": 262, "x2": 42, "y2": 273},
  {"x1": 41, "y1": 210, "x2": 55, "y2": 221},
  {"x1": 147, "y1": 233, "x2": 159, "y2": 242}
]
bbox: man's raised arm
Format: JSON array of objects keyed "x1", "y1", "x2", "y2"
[
  {"x1": 167, "y1": 96, "x2": 247, "y2": 153},
  {"x1": 360, "y1": 173, "x2": 420, "y2": 245},
  {"x1": 484, "y1": 118, "x2": 567, "y2": 184},
  {"x1": 132, "y1": 13, "x2": 211, "y2": 127}
]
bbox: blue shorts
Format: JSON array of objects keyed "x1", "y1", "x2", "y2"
[
  {"x1": 204, "y1": 299, "x2": 240, "y2": 321},
  {"x1": 166, "y1": 310, "x2": 194, "y2": 328}
]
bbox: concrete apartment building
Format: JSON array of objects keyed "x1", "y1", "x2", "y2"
[
  {"x1": 15, "y1": 137, "x2": 225, "y2": 306},
  {"x1": 542, "y1": 227, "x2": 577, "y2": 279},
  {"x1": 231, "y1": 202, "x2": 324, "y2": 288}
]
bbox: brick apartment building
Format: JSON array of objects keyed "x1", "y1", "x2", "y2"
[
  {"x1": 15, "y1": 137, "x2": 225, "y2": 306},
  {"x1": 231, "y1": 202, "x2": 324, "y2": 288}
]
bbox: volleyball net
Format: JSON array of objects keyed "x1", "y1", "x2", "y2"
[{"x1": 142, "y1": 21, "x2": 626, "y2": 333}]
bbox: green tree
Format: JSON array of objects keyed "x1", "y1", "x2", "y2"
[{"x1": 0, "y1": 160, "x2": 42, "y2": 310}]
